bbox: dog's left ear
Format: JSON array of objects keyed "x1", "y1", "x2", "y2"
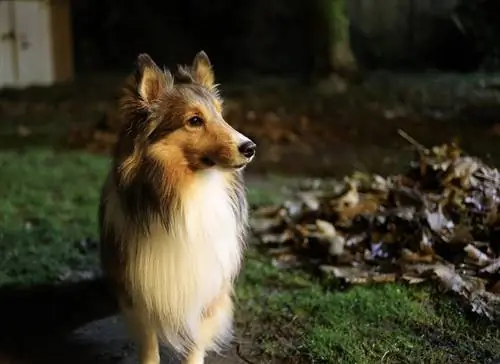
[{"x1": 191, "y1": 51, "x2": 215, "y2": 89}]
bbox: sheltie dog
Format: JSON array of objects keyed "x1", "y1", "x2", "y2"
[{"x1": 98, "y1": 51, "x2": 256, "y2": 364}]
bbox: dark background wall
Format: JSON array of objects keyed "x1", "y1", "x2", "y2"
[
  {"x1": 71, "y1": 0, "x2": 315, "y2": 78},
  {"x1": 70, "y1": 0, "x2": 500, "y2": 78}
]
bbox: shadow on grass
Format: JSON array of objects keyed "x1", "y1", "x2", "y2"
[
  {"x1": 0, "y1": 277, "x2": 120, "y2": 363},
  {"x1": 0, "y1": 278, "x2": 244, "y2": 364}
]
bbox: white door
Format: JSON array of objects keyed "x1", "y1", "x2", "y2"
[
  {"x1": 0, "y1": 0, "x2": 17, "y2": 88},
  {"x1": 13, "y1": 0, "x2": 55, "y2": 87}
]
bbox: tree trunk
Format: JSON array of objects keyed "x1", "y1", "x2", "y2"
[{"x1": 324, "y1": 0, "x2": 358, "y2": 76}]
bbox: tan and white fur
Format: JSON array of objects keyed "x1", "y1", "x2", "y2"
[{"x1": 98, "y1": 51, "x2": 256, "y2": 364}]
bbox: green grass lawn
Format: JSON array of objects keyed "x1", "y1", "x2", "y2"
[{"x1": 1, "y1": 148, "x2": 500, "y2": 364}]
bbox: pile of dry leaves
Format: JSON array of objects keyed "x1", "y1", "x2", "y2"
[{"x1": 251, "y1": 130, "x2": 500, "y2": 320}]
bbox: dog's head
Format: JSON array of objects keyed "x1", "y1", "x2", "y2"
[{"x1": 119, "y1": 51, "x2": 256, "y2": 172}]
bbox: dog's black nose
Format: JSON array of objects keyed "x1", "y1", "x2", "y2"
[{"x1": 238, "y1": 141, "x2": 256, "y2": 158}]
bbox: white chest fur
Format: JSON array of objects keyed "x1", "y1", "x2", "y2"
[
  {"x1": 122, "y1": 169, "x2": 244, "y2": 348},
  {"x1": 175, "y1": 169, "x2": 243, "y2": 299}
]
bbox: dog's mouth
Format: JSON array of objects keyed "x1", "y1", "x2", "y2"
[{"x1": 200, "y1": 156, "x2": 247, "y2": 170}]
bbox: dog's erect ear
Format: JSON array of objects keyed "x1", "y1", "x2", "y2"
[
  {"x1": 191, "y1": 51, "x2": 215, "y2": 89},
  {"x1": 135, "y1": 53, "x2": 172, "y2": 104}
]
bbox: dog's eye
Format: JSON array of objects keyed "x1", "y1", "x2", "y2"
[{"x1": 187, "y1": 116, "x2": 204, "y2": 127}]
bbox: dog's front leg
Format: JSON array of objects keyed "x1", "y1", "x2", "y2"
[
  {"x1": 122, "y1": 302, "x2": 160, "y2": 364},
  {"x1": 184, "y1": 290, "x2": 234, "y2": 364}
]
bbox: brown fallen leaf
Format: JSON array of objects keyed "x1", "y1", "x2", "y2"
[
  {"x1": 336, "y1": 198, "x2": 380, "y2": 222},
  {"x1": 250, "y1": 216, "x2": 283, "y2": 235},
  {"x1": 432, "y1": 265, "x2": 472, "y2": 294},
  {"x1": 489, "y1": 281, "x2": 500, "y2": 294},
  {"x1": 464, "y1": 244, "x2": 492, "y2": 267},
  {"x1": 481, "y1": 259, "x2": 500, "y2": 274},
  {"x1": 272, "y1": 254, "x2": 302, "y2": 269},
  {"x1": 319, "y1": 265, "x2": 396, "y2": 284},
  {"x1": 401, "y1": 275, "x2": 427, "y2": 284},
  {"x1": 258, "y1": 230, "x2": 294, "y2": 245},
  {"x1": 401, "y1": 249, "x2": 434, "y2": 263}
]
